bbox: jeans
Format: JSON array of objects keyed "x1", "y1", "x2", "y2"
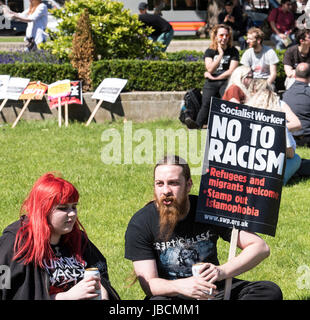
[
  {"x1": 283, "y1": 153, "x2": 302, "y2": 185},
  {"x1": 195, "y1": 79, "x2": 228, "y2": 128},
  {"x1": 148, "y1": 278, "x2": 283, "y2": 300},
  {"x1": 156, "y1": 29, "x2": 174, "y2": 52},
  {"x1": 270, "y1": 33, "x2": 295, "y2": 50}
]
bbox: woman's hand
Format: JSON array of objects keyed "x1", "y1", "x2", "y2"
[{"x1": 53, "y1": 276, "x2": 100, "y2": 300}]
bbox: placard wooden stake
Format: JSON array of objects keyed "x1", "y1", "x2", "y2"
[
  {"x1": 0, "y1": 98, "x2": 8, "y2": 113},
  {"x1": 12, "y1": 99, "x2": 31, "y2": 128},
  {"x1": 64, "y1": 101, "x2": 68, "y2": 127},
  {"x1": 85, "y1": 99, "x2": 104, "y2": 126},
  {"x1": 58, "y1": 97, "x2": 62, "y2": 127},
  {"x1": 223, "y1": 227, "x2": 239, "y2": 300}
]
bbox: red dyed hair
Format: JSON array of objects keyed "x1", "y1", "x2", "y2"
[{"x1": 13, "y1": 173, "x2": 87, "y2": 268}]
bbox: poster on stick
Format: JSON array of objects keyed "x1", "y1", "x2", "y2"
[
  {"x1": 49, "y1": 81, "x2": 83, "y2": 109},
  {"x1": 48, "y1": 80, "x2": 71, "y2": 100},
  {"x1": 5, "y1": 77, "x2": 30, "y2": 100},
  {"x1": 19, "y1": 81, "x2": 48, "y2": 100},
  {"x1": 0, "y1": 75, "x2": 10, "y2": 100},
  {"x1": 92, "y1": 78, "x2": 127, "y2": 103},
  {"x1": 195, "y1": 98, "x2": 286, "y2": 237}
]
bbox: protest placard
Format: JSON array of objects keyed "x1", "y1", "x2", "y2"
[
  {"x1": 19, "y1": 81, "x2": 48, "y2": 100},
  {"x1": 195, "y1": 97, "x2": 286, "y2": 237},
  {"x1": 48, "y1": 80, "x2": 71, "y2": 127},
  {"x1": 0, "y1": 75, "x2": 10, "y2": 100},
  {"x1": 92, "y1": 78, "x2": 128, "y2": 103},
  {"x1": 49, "y1": 81, "x2": 83, "y2": 109},
  {"x1": 195, "y1": 97, "x2": 286, "y2": 299},
  {"x1": 12, "y1": 82, "x2": 48, "y2": 128},
  {"x1": 6, "y1": 77, "x2": 30, "y2": 100},
  {"x1": 48, "y1": 80, "x2": 71, "y2": 100},
  {"x1": 0, "y1": 75, "x2": 10, "y2": 113},
  {"x1": 86, "y1": 78, "x2": 128, "y2": 126}
]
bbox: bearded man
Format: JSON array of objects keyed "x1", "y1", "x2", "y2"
[{"x1": 125, "y1": 155, "x2": 282, "y2": 300}]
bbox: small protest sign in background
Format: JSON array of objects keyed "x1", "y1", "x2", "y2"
[
  {"x1": 49, "y1": 81, "x2": 83, "y2": 109},
  {"x1": 86, "y1": 78, "x2": 128, "y2": 126},
  {"x1": 12, "y1": 81, "x2": 48, "y2": 128},
  {"x1": 195, "y1": 97, "x2": 287, "y2": 237},
  {"x1": 48, "y1": 80, "x2": 71, "y2": 127}
]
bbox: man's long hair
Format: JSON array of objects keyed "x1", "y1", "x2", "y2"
[
  {"x1": 13, "y1": 173, "x2": 87, "y2": 268},
  {"x1": 209, "y1": 24, "x2": 233, "y2": 50},
  {"x1": 154, "y1": 155, "x2": 191, "y2": 181}
]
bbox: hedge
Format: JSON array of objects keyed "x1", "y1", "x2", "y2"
[
  {"x1": 0, "y1": 62, "x2": 77, "y2": 84},
  {"x1": 91, "y1": 59, "x2": 206, "y2": 91},
  {"x1": 0, "y1": 49, "x2": 287, "y2": 91}
]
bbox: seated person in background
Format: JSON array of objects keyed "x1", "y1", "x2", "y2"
[
  {"x1": 0, "y1": 173, "x2": 120, "y2": 300},
  {"x1": 283, "y1": 29, "x2": 310, "y2": 89},
  {"x1": 283, "y1": 62, "x2": 310, "y2": 147},
  {"x1": 138, "y1": 2, "x2": 174, "y2": 52},
  {"x1": 125, "y1": 155, "x2": 283, "y2": 300},
  {"x1": 218, "y1": 0, "x2": 247, "y2": 50},
  {"x1": 268, "y1": 0, "x2": 295, "y2": 50},
  {"x1": 240, "y1": 27, "x2": 279, "y2": 88},
  {"x1": 247, "y1": 85, "x2": 302, "y2": 185},
  {"x1": 222, "y1": 65, "x2": 254, "y2": 104}
]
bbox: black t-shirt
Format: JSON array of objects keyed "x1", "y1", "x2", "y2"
[
  {"x1": 139, "y1": 13, "x2": 172, "y2": 38},
  {"x1": 283, "y1": 44, "x2": 310, "y2": 69},
  {"x1": 43, "y1": 243, "x2": 87, "y2": 296},
  {"x1": 125, "y1": 195, "x2": 232, "y2": 280},
  {"x1": 204, "y1": 47, "x2": 239, "y2": 77}
]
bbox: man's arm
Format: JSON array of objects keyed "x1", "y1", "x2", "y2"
[
  {"x1": 133, "y1": 259, "x2": 216, "y2": 299},
  {"x1": 200, "y1": 231, "x2": 270, "y2": 283},
  {"x1": 218, "y1": 230, "x2": 270, "y2": 279},
  {"x1": 267, "y1": 64, "x2": 277, "y2": 85},
  {"x1": 284, "y1": 65, "x2": 295, "y2": 78}
]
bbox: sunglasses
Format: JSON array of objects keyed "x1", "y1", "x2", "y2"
[{"x1": 218, "y1": 34, "x2": 230, "y2": 39}]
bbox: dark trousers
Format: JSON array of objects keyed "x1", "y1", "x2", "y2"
[
  {"x1": 148, "y1": 279, "x2": 283, "y2": 300},
  {"x1": 294, "y1": 135, "x2": 310, "y2": 148},
  {"x1": 195, "y1": 79, "x2": 228, "y2": 128}
]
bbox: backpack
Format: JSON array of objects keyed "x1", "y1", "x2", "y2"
[{"x1": 179, "y1": 88, "x2": 202, "y2": 124}]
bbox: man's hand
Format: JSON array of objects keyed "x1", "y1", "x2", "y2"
[
  {"x1": 199, "y1": 263, "x2": 225, "y2": 283},
  {"x1": 173, "y1": 276, "x2": 218, "y2": 300}
]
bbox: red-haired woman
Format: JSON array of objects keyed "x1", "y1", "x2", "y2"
[{"x1": 0, "y1": 173, "x2": 120, "y2": 300}]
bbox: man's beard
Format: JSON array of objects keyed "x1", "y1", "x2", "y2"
[{"x1": 155, "y1": 192, "x2": 188, "y2": 241}]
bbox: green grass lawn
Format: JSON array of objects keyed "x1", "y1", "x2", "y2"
[
  {"x1": 0, "y1": 119, "x2": 310, "y2": 300},
  {"x1": 0, "y1": 36, "x2": 24, "y2": 42}
]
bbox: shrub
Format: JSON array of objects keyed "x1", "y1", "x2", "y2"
[
  {"x1": 70, "y1": 8, "x2": 96, "y2": 91},
  {"x1": 42, "y1": 0, "x2": 164, "y2": 60}
]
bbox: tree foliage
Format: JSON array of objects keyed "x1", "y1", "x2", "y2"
[{"x1": 41, "y1": 0, "x2": 164, "y2": 60}]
